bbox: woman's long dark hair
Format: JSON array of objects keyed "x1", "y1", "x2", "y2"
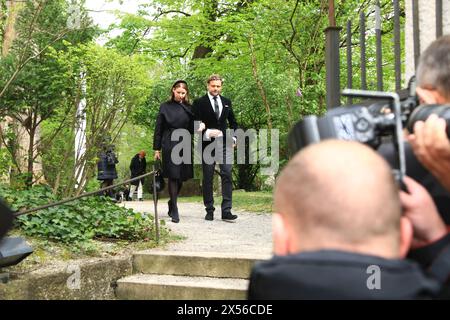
[{"x1": 170, "y1": 80, "x2": 190, "y2": 105}]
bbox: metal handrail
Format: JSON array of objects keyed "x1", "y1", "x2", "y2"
[{"x1": 13, "y1": 170, "x2": 162, "y2": 243}]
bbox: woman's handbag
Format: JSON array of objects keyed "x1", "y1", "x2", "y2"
[{"x1": 150, "y1": 161, "x2": 165, "y2": 194}]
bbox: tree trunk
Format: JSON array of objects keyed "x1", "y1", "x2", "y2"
[
  {"x1": 1, "y1": 2, "x2": 46, "y2": 188},
  {"x1": 1, "y1": 0, "x2": 20, "y2": 56},
  {"x1": 192, "y1": 45, "x2": 213, "y2": 59},
  {"x1": 27, "y1": 118, "x2": 35, "y2": 188},
  {"x1": 191, "y1": 0, "x2": 218, "y2": 60}
]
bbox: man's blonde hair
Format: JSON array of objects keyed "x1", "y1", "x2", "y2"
[{"x1": 207, "y1": 74, "x2": 223, "y2": 84}]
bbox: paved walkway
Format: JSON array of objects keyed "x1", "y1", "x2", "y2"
[{"x1": 122, "y1": 200, "x2": 273, "y2": 256}]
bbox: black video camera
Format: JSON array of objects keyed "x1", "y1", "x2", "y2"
[{"x1": 288, "y1": 77, "x2": 450, "y2": 181}]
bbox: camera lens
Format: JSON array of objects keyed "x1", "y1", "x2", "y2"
[{"x1": 407, "y1": 104, "x2": 450, "y2": 138}]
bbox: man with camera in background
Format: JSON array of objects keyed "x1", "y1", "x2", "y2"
[
  {"x1": 406, "y1": 35, "x2": 450, "y2": 198},
  {"x1": 248, "y1": 140, "x2": 450, "y2": 299},
  {"x1": 375, "y1": 35, "x2": 450, "y2": 225},
  {"x1": 97, "y1": 143, "x2": 119, "y2": 200}
]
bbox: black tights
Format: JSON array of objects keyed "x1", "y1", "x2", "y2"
[{"x1": 168, "y1": 178, "x2": 183, "y2": 214}]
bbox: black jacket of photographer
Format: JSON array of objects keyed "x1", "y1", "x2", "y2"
[
  {"x1": 129, "y1": 154, "x2": 147, "y2": 186},
  {"x1": 248, "y1": 234, "x2": 450, "y2": 300},
  {"x1": 153, "y1": 100, "x2": 194, "y2": 181},
  {"x1": 97, "y1": 150, "x2": 118, "y2": 181}
]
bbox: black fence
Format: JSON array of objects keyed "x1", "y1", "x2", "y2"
[{"x1": 326, "y1": 0, "x2": 445, "y2": 108}]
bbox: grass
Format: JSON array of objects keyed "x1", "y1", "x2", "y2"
[{"x1": 178, "y1": 190, "x2": 274, "y2": 213}]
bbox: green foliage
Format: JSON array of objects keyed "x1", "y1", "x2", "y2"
[
  {"x1": 0, "y1": 0, "x2": 407, "y2": 195},
  {"x1": 115, "y1": 123, "x2": 153, "y2": 181},
  {"x1": 0, "y1": 0, "x2": 98, "y2": 188},
  {"x1": 0, "y1": 184, "x2": 159, "y2": 245},
  {"x1": 39, "y1": 43, "x2": 153, "y2": 196},
  {"x1": 338, "y1": 0, "x2": 406, "y2": 93}
]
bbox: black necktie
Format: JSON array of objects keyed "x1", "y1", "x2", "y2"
[{"x1": 213, "y1": 96, "x2": 220, "y2": 119}]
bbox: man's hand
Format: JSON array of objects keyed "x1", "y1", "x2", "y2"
[
  {"x1": 208, "y1": 129, "x2": 223, "y2": 138},
  {"x1": 400, "y1": 176, "x2": 447, "y2": 249},
  {"x1": 154, "y1": 150, "x2": 161, "y2": 161},
  {"x1": 407, "y1": 114, "x2": 450, "y2": 192}
]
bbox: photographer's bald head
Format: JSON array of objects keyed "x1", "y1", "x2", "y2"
[{"x1": 273, "y1": 140, "x2": 412, "y2": 260}]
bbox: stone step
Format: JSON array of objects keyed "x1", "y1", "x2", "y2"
[
  {"x1": 132, "y1": 251, "x2": 270, "y2": 279},
  {"x1": 116, "y1": 274, "x2": 249, "y2": 300}
]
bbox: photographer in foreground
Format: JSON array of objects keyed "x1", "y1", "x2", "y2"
[{"x1": 248, "y1": 140, "x2": 450, "y2": 299}]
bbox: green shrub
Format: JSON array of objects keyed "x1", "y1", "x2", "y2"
[{"x1": 0, "y1": 184, "x2": 158, "y2": 244}]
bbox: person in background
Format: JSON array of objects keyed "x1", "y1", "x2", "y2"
[
  {"x1": 97, "y1": 144, "x2": 119, "y2": 200},
  {"x1": 129, "y1": 150, "x2": 147, "y2": 201}
]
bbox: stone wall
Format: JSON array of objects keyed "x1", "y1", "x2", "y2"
[
  {"x1": 405, "y1": 0, "x2": 450, "y2": 82},
  {"x1": 0, "y1": 256, "x2": 132, "y2": 300}
]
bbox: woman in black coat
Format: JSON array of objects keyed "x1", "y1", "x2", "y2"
[{"x1": 153, "y1": 80, "x2": 198, "y2": 223}]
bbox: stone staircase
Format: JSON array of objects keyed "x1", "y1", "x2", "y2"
[{"x1": 115, "y1": 251, "x2": 270, "y2": 300}]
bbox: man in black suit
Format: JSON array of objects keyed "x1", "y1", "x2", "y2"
[{"x1": 193, "y1": 74, "x2": 238, "y2": 221}]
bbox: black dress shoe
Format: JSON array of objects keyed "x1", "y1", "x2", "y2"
[
  {"x1": 171, "y1": 217, "x2": 180, "y2": 223},
  {"x1": 171, "y1": 212, "x2": 180, "y2": 223},
  {"x1": 205, "y1": 212, "x2": 214, "y2": 221},
  {"x1": 222, "y1": 213, "x2": 238, "y2": 221}
]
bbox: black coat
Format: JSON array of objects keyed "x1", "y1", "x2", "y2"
[
  {"x1": 97, "y1": 151, "x2": 118, "y2": 180},
  {"x1": 192, "y1": 95, "x2": 238, "y2": 149},
  {"x1": 153, "y1": 101, "x2": 194, "y2": 181},
  {"x1": 129, "y1": 154, "x2": 147, "y2": 186},
  {"x1": 248, "y1": 250, "x2": 442, "y2": 300}
]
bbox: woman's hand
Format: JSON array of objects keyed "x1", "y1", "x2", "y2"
[
  {"x1": 154, "y1": 150, "x2": 161, "y2": 161},
  {"x1": 198, "y1": 122, "x2": 206, "y2": 132}
]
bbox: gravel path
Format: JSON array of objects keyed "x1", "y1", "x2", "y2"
[{"x1": 122, "y1": 200, "x2": 273, "y2": 256}]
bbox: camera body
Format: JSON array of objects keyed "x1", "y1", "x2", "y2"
[
  {"x1": 289, "y1": 76, "x2": 420, "y2": 153},
  {"x1": 289, "y1": 93, "x2": 450, "y2": 153},
  {"x1": 288, "y1": 103, "x2": 396, "y2": 152},
  {"x1": 288, "y1": 79, "x2": 450, "y2": 183}
]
